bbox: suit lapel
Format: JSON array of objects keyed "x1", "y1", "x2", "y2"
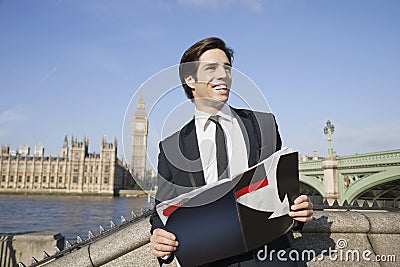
[
  {"x1": 180, "y1": 119, "x2": 206, "y2": 187},
  {"x1": 231, "y1": 108, "x2": 260, "y2": 168}
]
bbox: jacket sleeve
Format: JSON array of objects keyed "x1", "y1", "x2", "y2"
[
  {"x1": 273, "y1": 114, "x2": 282, "y2": 152},
  {"x1": 149, "y1": 141, "x2": 177, "y2": 265},
  {"x1": 149, "y1": 141, "x2": 178, "y2": 232}
]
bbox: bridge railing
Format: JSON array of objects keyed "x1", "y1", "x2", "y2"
[
  {"x1": 337, "y1": 149, "x2": 400, "y2": 169},
  {"x1": 312, "y1": 198, "x2": 399, "y2": 211},
  {"x1": 298, "y1": 160, "x2": 324, "y2": 172}
]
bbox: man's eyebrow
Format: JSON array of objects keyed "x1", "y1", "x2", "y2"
[{"x1": 202, "y1": 62, "x2": 232, "y2": 67}]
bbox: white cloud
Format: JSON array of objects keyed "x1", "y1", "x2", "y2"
[
  {"x1": 177, "y1": 0, "x2": 264, "y2": 13},
  {"x1": 41, "y1": 67, "x2": 57, "y2": 82},
  {"x1": 238, "y1": 0, "x2": 263, "y2": 13},
  {"x1": 178, "y1": 0, "x2": 230, "y2": 8},
  {"x1": 0, "y1": 109, "x2": 25, "y2": 124}
]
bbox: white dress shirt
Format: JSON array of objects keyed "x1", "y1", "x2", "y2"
[{"x1": 195, "y1": 106, "x2": 249, "y2": 184}]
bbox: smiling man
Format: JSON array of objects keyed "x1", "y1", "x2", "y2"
[
  {"x1": 149, "y1": 37, "x2": 313, "y2": 266},
  {"x1": 186, "y1": 48, "x2": 232, "y2": 110}
]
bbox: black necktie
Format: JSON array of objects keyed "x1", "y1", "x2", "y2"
[{"x1": 209, "y1": 116, "x2": 228, "y2": 180}]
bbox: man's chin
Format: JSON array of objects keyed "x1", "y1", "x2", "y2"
[
  {"x1": 214, "y1": 91, "x2": 230, "y2": 102},
  {"x1": 194, "y1": 97, "x2": 228, "y2": 110},
  {"x1": 211, "y1": 97, "x2": 228, "y2": 106}
]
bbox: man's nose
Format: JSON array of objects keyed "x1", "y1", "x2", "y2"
[{"x1": 215, "y1": 64, "x2": 228, "y2": 79}]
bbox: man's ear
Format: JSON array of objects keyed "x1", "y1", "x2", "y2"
[{"x1": 184, "y1": 74, "x2": 196, "y2": 90}]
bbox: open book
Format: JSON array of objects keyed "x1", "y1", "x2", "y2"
[{"x1": 156, "y1": 147, "x2": 299, "y2": 266}]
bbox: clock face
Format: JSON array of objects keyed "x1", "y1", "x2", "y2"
[{"x1": 136, "y1": 122, "x2": 145, "y2": 131}]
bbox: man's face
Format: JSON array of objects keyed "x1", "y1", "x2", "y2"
[{"x1": 187, "y1": 48, "x2": 232, "y2": 105}]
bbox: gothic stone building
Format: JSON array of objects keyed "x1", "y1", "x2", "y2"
[{"x1": 0, "y1": 136, "x2": 134, "y2": 195}]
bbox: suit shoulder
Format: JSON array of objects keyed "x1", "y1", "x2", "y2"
[
  {"x1": 160, "y1": 119, "x2": 194, "y2": 147},
  {"x1": 161, "y1": 130, "x2": 180, "y2": 145},
  {"x1": 231, "y1": 107, "x2": 275, "y2": 120}
]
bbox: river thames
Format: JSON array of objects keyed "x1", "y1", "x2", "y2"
[{"x1": 0, "y1": 195, "x2": 153, "y2": 243}]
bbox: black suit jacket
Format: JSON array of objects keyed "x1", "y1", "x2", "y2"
[{"x1": 150, "y1": 107, "x2": 291, "y2": 265}]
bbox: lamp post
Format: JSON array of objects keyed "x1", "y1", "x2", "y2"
[{"x1": 323, "y1": 120, "x2": 335, "y2": 157}]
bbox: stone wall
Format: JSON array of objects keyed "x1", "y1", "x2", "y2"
[
  {"x1": 33, "y1": 210, "x2": 399, "y2": 267},
  {"x1": 290, "y1": 211, "x2": 400, "y2": 267},
  {"x1": 0, "y1": 232, "x2": 64, "y2": 267}
]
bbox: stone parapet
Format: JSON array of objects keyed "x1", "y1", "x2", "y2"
[
  {"x1": 18, "y1": 210, "x2": 400, "y2": 266},
  {"x1": 0, "y1": 232, "x2": 64, "y2": 266},
  {"x1": 291, "y1": 211, "x2": 399, "y2": 266}
]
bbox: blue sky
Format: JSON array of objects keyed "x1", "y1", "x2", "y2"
[{"x1": 1, "y1": 0, "x2": 399, "y2": 168}]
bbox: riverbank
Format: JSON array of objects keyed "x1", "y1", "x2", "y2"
[
  {"x1": 0, "y1": 188, "x2": 151, "y2": 197},
  {"x1": 118, "y1": 189, "x2": 152, "y2": 197}
]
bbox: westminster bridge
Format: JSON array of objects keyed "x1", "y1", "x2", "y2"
[
  {"x1": 299, "y1": 149, "x2": 400, "y2": 206},
  {"x1": 2, "y1": 149, "x2": 400, "y2": 267}
]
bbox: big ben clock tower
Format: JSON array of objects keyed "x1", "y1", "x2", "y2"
[{"x1": 131, "y1": 97, "x2": 148, "y2": 180}]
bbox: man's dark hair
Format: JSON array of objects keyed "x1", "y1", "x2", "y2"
[{"x1": 179, "y1": 37, "x2": 234, "y2": 99}]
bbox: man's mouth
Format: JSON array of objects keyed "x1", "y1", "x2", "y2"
[{"x1": 213, "y1": 84, "x2": 229, "y2": 91}]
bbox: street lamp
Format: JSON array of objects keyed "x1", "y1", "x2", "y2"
[{"x1": 323, "y1": 120, "x2": 335, "y2": 157}]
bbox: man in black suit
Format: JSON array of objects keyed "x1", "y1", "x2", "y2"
[{"x1": 150, "y1": 37, "x2": 313, "y2": 266}]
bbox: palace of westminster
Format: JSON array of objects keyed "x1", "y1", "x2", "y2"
[{"x1": 0, "y1": 99, "x2": 149, "y2": 195}]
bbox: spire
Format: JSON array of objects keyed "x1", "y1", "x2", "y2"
[
  {"x1": 134, "y1": 96, "x2": 147, "y2": 116},
  {"x1": 138, "y1": 95, "x2": 145, "y2": 108},
  {"x1": 102, "y1": 136, "x2": 106, "y2": 147},
  {"x1": 63, "y1": 135, "x2": 68, "y2": 148}
]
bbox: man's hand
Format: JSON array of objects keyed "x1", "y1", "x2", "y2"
[
  {"x1": 289, "y1": 195, "x2": 313, "y2": 223},
  {"x1": 150, "y1": 228, "x2": 179, "y2": 258}
]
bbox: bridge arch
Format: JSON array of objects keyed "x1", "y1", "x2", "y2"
[
  {"x1": 299, "y1": 173, "x2": 324, "y2": 197},
  {"x1": 342, "y1": 166, "x2": 400, "y2": 203},
  {"x1": 299, "y1": 181, "x2": 323, "y2": 204}
]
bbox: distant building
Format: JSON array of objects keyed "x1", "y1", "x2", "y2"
[
  {"x1": 131, "y1": 97, "x2": 148, "y2": 180},
  {"x1": 298, "y1": 150, "x2": 326, "y2": 162},
  {"x1": 0, "y1": 136, "x2": 135, "y2": 195}
]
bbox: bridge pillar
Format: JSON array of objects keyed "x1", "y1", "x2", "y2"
[{"x1": 322, "y1": 155, "x2": 339, "y2": 204}]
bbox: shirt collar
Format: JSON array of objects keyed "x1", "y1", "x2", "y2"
[{"x1": 195, "y1": 105, "x2": 233, "y2": 132}]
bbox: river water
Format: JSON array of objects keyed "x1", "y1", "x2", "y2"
[{"x1": 0, "y1": 195, "x2": 153, "y2": 243}]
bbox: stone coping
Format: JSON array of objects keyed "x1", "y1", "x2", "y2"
[
  {"x1": 303, "y1": 210, "x2": 400, "y2": 234},
  {"x1": 27, "y1": 210, "x2": 400, "y2": 266}
]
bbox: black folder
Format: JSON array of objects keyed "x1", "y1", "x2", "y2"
[{"x1": 159, "y1": 149, "x2": 299, "y2": 266}]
